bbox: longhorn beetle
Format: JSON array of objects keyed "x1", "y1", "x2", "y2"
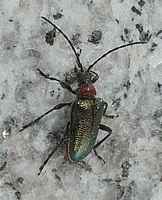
[{"x1": 20, "y1": 16, "x2": 147, "y2": 175}]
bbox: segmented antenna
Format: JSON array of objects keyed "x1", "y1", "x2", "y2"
[
  {"x1": 41, "y1": 16, "x2": 83, "y2": 71},
  {"x1": 87, "y1": 41, "x2": 147, "y2": 71},
  {"x1": 41, "y1": 16, "x2": 147, "y2": 73}
]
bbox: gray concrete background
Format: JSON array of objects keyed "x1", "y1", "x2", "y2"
[{"x1": 0, "y1": 0, "x2": 162, "y2": 200}]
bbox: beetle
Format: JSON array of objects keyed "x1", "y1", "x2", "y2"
[{"x1": 20, "y1": 16, "x2": 146, "y2": 175}]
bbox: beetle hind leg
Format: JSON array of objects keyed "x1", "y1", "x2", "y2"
[
  {"x1": 93, "y1": 149, "x2": 106, "y2": 164},
  {"x1": 37, "y1": 122, "x2": 70, "y2": 175},
  {"x1": 77, "y1": 161, "x2": 93, "y2": 172},
  {"x1": 93, "y1": 124, "x2": 112, "y2": 163}
]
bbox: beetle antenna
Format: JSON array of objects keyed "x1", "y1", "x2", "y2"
[
  {"x1": 41, "y1": 16, "x2": 83, "y2": 71},
  {"x1": 87, "y1": 41, "x2": 147, "y2": 71}
]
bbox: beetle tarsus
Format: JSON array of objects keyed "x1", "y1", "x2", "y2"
[
  {"x1": 93, "y1": 149, "x2": 106, "y2": 164},
  {"x1": 104, "y1": 114, "x2": 119, "y2": 118}
]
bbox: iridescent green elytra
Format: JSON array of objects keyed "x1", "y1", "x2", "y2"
[{"x1": 67, "y1": 98, "x2": 105, "y2": 162}]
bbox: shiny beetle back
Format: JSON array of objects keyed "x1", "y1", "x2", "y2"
[{"x1": 67, "y1": 98, "x2": 104, "y2": 162}]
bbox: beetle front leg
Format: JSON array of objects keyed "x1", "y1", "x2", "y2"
[
  {"x1": 19, "y1": 102, "x2": 72, "y2": 131},
  {"x1": 37, "y1": 69, "x2": 76, "y2": 95},
  {"x1": 93, "y1": 124, "x2": 112, "y2": 163}
]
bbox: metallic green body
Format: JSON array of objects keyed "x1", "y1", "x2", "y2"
[{"x1": 67, "y1": 98, "x2": 105, "y2": 162}]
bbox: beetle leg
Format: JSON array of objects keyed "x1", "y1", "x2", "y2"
[
  {"x1": 103, "y1": 101, "x2": 108, "y2": 116},
  {"x1": 38, "y1": 122, "x2": 70, "y2": 175},
  {"x1": 93, "y1": 124, "x2": 112, "y2": 163},
  {"x1": 77, "y1": 161, "x2": 93, "y2": 172},
  {"x1": 37, "y1": 69, "x2": 76, "y2": 95},
  {"x1": 90, "y1": 70, "x2": 99, "y2": 84},
  {"x1": 19, "y1": 102, "x2": 72, "y2": 131},
  {"x1": 103, "y1": 101, "x2": 119, "y2": 118}
]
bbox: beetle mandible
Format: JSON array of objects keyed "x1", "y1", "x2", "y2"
[{"x1": 20, "y1": 16, "x2": 146, "y2": 175}]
